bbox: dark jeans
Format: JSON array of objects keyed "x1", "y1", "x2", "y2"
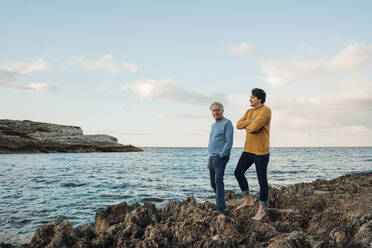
[
  {"x1": 209, "y1": 155, "x2": 229, "y2": 211},
  {"x1": 234, "y1": 152, "x2": 270, "y2": 205}
]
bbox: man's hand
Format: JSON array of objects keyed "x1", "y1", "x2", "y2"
[{"x1": 206, "y1": 161, "x2": 210, "y2": 169}]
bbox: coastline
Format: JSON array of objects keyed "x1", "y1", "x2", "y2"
[
  {"x1": 3, "y1": 172, "x2": 371, "y2": 248},
  {"x1": 0, "y1": 119, "x2": 142, "y2": 154}
]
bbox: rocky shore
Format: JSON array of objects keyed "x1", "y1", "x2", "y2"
[
  {"x1": 0, "y1": 119, "x2": 142, "y2": 153},
  {"x1": 3, "y1": 172, "x2": 370, "y2": 248}
]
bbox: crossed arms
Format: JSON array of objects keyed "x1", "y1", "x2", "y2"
[{"x1": 236, "y1": 108, "x2": 271, "y2": 133}]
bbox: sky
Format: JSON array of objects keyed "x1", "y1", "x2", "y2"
[{"x1": 1, "y1": 1, "x2": 372, "y2": 147}]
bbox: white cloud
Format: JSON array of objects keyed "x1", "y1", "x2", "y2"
[
  {"x1": 122, "y1": 62, "x2": 138, "y2": 73},
  {"x1": 156, "y1": 112, "x2": 209, "y2": 119},
  {"x1": 260, "y1": 42, "x2": 372, "y2": 87},
  {"x1": 0, "y1": 58, "x2": 47, "y2": 74},
  {"x1": 67, "y1": 55, "x2": 140, "y2": 73},
  {"x1": 228, "y1": 42, "x2": 255, "y2": 54},
  {"x1": 26, "y1": 83, "x2": 53, "y2": 93},
  {"x1": 270, "y1": 77, "x2": 372, "y2": 146},
  {"x1": 68, "y1": 54, "x2": 120, "y2": 73},
  {"x1": 0, "y1": 59, "x2": 53, "y2": 93},
  {"x1": 121, "y1": 79, "x2": 227, "y2": 105},
  {"x1": 0, "y1": 74, "x2": 53, "y2": 93},
  {"x1": 228, "y1": 77, "x2": 372, "y2": 146}
]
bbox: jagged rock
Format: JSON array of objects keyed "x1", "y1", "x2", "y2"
[
  {"x1": 18, "y1": 172, "x2": 372, "y2": 248},
  {"x1": 94, "y1": 202, "x2": 129, "y2": 234},
  {"x1": 197, "y1": 234, "x2": 235, "y2": 248},
  {"x1": 28, "y1": 219, "x2": 78, "y2": 248},
  {"x1": 267, "y1": 231, "x2": 311, "y2": 248},
  {"x1": 0, "y1": 119, "x2": 142, "y2": 153},
  {"x1": 74, "y1": 224, "x2": 95, "y2": 239},
  {"x1": 350, "y1": 217, "x2": 372, "y2": 247}
]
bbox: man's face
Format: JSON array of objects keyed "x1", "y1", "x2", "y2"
[
  {"x1": 250, "y1": 95, "x2": 261, "y2": 107},
  {"x1": 211, "y1": 104, "x2": 224, "y2": 121}
]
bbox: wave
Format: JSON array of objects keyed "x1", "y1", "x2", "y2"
[
  {"x1": 142, "y1": 197, "x2": 165, "y2": 203},
  {"x1": 60, "y1": 182, "x2": 87, "y2": 188}
]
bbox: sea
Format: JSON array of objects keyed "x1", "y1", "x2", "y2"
[{"x1": 1, "y1": 147, "x2": 371, "y2": 245}]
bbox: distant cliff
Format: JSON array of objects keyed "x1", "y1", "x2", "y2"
[{"x1": 0, "y1": 119, "x2": 142, "y2": 153}]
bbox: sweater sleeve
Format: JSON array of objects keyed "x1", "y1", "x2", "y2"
[
  {"x1": 245, "y1": 107, "x2": 271, "y2": 133},
  {"x1": 236, "y1": 110, "x2": 250, "y2": 129},
  {"x1": 218, "y1": 120, "x2": 233, "y2": 158}
]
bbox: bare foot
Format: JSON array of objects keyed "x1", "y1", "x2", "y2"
[
  {"x1": 252, "y1": 210, "x2": 265, "y2": 220},
  {"x1": 236, "y1": 199, "x2": 254, "y2": 210}
]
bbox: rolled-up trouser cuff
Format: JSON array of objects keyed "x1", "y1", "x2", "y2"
[
  {"x1": 242, "y1": 190, "x2": 250, "y2": 195},
  {"x1": 259, "y1": 200, "x2": 268, "y2": 206}
]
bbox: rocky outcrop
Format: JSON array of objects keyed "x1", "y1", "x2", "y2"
[
  {"x1": 16, "y1": 172, "x2": 371, "y2": 248},
  {"x1": 0, "y1": 119, "x2": 142, "y2": 153}
]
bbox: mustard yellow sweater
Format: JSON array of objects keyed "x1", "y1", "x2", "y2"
[{"x1": 237, "y1": 105, "x2": 271, "y2": 155}]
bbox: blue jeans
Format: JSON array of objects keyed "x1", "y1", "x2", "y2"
[
  {"x1": 234, "y1": 152, "x2": 270, "y2": 205},
  {"x1": 209, "y1": 155, "x2": 229, "y2": 211}
]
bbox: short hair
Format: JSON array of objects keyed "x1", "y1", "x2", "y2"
[
  {"x1": 209, "y1": 102, "x2": 224, "y2": 111},
  {"x1": 252, "y1": 88, "x2": 266, "y2": 104}
]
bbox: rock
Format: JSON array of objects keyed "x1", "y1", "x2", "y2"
[
  {"x1": 35, "y1": 134, "x2": 118, "y2": 143},
  {"x1": 0, "y1": 119, "x2": 142, "y2": 153},
  {"x1": 267, "y1": 231, "x2": 311, "y2": 248},
  {"x1": 19, "y1": 172, "x2": 372, "y2": 248},
  {"x1": 0, "y1": 119, "x2": 82, "y2": 137},
  {"x1": 28, "y1": 219, "x2": 78, "y2": 248},
  {"x1": 224, "y1": 190, "x2": 238, "y2": 200},
  {"x1": 345, "y1": 214, "x2": 372, "y2": 248},
  {"x1": 74, "y1": 224, "x2": 95, "y2": 239},
  {"x1": 198, "y1": 234, "x2": 235, "y2": 248},
  {"x1": 94, "y1": 202, "x2": 129, "y2": 234},
  {"x1": 187, "y1": 195, "x2": 197, "y2": 205}
]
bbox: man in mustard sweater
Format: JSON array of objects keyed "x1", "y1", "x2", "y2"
[{"x1": 234, "y1": 88, "x2": 271, "y2": 220}]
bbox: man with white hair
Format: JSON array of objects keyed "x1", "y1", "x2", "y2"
[{"x1": 207, "y1": 102, "x2": 233, "y2": 214}]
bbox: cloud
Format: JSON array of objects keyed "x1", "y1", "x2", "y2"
[
  {"x1": 269, "y1": 77, "x2": 372, "y2": 146},
  {"x1": 156, "y1": 112, "x2": 209, "y2": 119},
  {"x1": 122, "y1": 62, "x2": 138, "y2": 73},
  {"x1": 260, "y1": 42, "x2": 372, "y2": 87},
  {"x1": 67, "y1": 55, "x2": 140, "y2": 73},
  {"x1": 121, "y1": 79, "x2": 227, "y2": 105},
  {"x1": 68, "y1": 54, "x2": 121, "y2": 73},
  {"x1": 228, "y1": 77, "x2": 372, "y2": 146},
  {"x1": 25, "y1": 83, "x2": 53, "y2": 93},
  {"x1": 0, "y1": 73, "x2": 53, "y2": 93},
  {"x1": 97, "y1": 84, "x2": 110, "y2": 91},
  {"x1": 228, "y1": 42, "x2": 255, "y2": 54},
  {"x1": 0, "y1": 58, "x2": 47, "y2": 74},
  {"x1": 0, "y1": 59, "x2": 53, "y2": 93}
]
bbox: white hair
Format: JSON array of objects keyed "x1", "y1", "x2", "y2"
[{"x1": 209, "y1": 102, "x2": 224, "y2": 111}]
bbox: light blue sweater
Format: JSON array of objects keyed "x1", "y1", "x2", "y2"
[{"x1": 208, "y1": 117, "x2": 233, "y2": 158}]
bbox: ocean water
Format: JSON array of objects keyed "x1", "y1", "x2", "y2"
[{"x1": 0, "y1": 147, "x2": 371, "y2": 245}]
